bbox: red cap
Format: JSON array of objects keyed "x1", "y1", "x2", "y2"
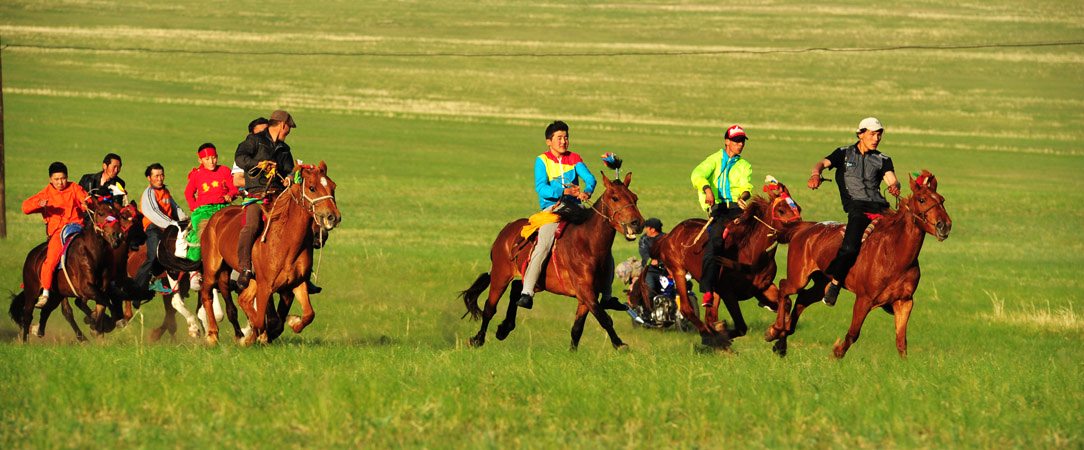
[{"x1": 725, "y1": 125, "x2": 748, "y2": 141}]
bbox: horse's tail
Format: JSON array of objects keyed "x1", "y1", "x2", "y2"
[
  {"x1": 8, "y1": 291, "x2": 25, "y2": 325},
  {"x1": 458, "y1": 273, "x2": 490, "y2": 321}
]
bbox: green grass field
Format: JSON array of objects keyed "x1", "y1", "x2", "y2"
[{"x1": 1, "y1": 1, "x2": 1082, "y2": 447}]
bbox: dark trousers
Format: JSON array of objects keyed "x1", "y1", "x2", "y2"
[
  {"x1": 134, "y1": 225, "x2": 163, "y2": 287},
  {"x1": 237, "y1": 204, "x2": 263, "y2": 273},
  {"x1": 700, "y1": 204, "x2": 743, "y2": 294},
  {"x1": 644, "y1": 265, "x2": 666, "y2": 299},
  {"x1": 825, "y1": 202, "x2": 884, "y2": 287}
]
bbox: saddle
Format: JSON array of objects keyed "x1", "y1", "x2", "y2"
[{"x1": 54, "y1": 223, "x2": 84, "y2": 273}]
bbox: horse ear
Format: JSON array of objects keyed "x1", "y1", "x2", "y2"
[
  {"x1": 923, "y1": 170, "x2": 937, "y2": 190},
  {"x1": 319, "y1": 160, "x2": 327, "y2": 174},
  {"x1": 623, "y1": 172, "x2": 632, "y2": 187},
  {"x1": 599, "y1": 170, "x2": 612, "y2": 188}
]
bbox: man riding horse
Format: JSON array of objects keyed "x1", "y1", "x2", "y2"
[
  {"x1": 516, "y1": 120, "x2": 625, "y2": 312},
  {"x1": 234, "y1": 109, "x2": 297, "y2": 289}
]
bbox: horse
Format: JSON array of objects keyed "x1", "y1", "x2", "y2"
[
  {"x1": 197, "y1": 162, "x2": 341, "y2": 346},
  {"x1": 649, "y1": 179, "x2": 803, "y2": 346},
  {"x1": 774, "y1": 170, "x2": 951, "y2": 358},
  {"x1": 8, "y1": 198, "x2": 126, "y2": 342},
  {"x1": 460, "y1": 172, "x2": 644, "y2": 351}
]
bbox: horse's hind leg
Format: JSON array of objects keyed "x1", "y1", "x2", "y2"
[
  {"x1": 720, "y1": 294, "x2": 746, "y2": 338},
  {"x1": 832, "y1": 296, "x2": 873, "y2": 359},
  {"x1": 59, "y1": 298, "x2": 87, "y2": 342},
  {"x1": 569, "y1": 303, "x2": 589, "y2": 351},
  {"x1": 36, "y1": 302, "x2": 58, "y2": 338},
  {"x1": 495, "y1": 280, "x2": 522, "y2": 341},
  {"x1": 150, "y1": 296, "x2": 176, "y2": 342},
  {"x1": 470, "y1": 271, "x2": 512, "y2": 348},
  {"x1": 584, "y1": 295, "x2": 627, "y2": 350},
  {"x1": 892, "y1": 298, "x2": 914, "y2": 358},
  {"x1": 169, "y1": 292, "x2": 201, "y2": 338}
]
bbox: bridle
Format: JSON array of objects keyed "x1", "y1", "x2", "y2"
[
  {"x1": 905, "y1": 194, "x2": 946, "y2": 224},
  {"x1": 589, "y1": 193, "x2": 639, "y2": 231}
]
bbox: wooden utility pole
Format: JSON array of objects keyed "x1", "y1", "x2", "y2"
[{"x1": 0, "y1": 43, "x2": 7, "y2": 239}]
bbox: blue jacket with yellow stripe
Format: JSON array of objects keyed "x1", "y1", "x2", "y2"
[{"x1": 534, "y1": 151, "x2": 596, "y2": 210}]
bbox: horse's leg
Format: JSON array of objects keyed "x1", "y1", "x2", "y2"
[
  {"x1": 200, "y1": 281, "x2": 221, "y2": 346},
  {"x1": 832, "y1": 296, "x2": 873, "y2": 359},
  {"x1": 892, "y1": 298, "x2": 914, "y2": 358},
  {"x1": 124, "y1": 300, "x2": 133, "y2": 321},
  {"x1": 284, "y1": 286, "x2": 314, "y2": 335},
  {"x1": 569, "y1": 302, "x2": 590, "y2": 351},
  {"x1": 213, "y1": 271, "x2": 245, "y2": 339},
  {"x1": 720, "y1": 293, "x2": 746, "y2": 337},
  {"x1": 495, "y1": 280, "x2": 522, "y2": 341},
  {"x1": 470, "y1": 271, "x2": 511, "y2": 348},
  {"x1": 760, "y1": 284, "x2": 788, "y2": 342},
  {"x1": 59, "y1": 298, "x2": 87, "y2": 342},
  {"x1": 18, "y1": 290, "x2": 37, "y2": 342},
  {"x1": 170, "y1": 292, "x2": 201, "y2": 338},
  {"x1": 36, "y1": 300, "x2": 60, "y2": 338},
  {"x1": 583, "y1": 294, "x2": 627, "y2": 350}
]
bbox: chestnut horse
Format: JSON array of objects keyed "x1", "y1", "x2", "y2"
[
  {"x1": 8, "y1": 198, "x2": 126, "y2": 342},
  {"x1": 198, "y1": 162, "x2": 341, "y2": 346},
  {"x1": 460, "y1": 172, "x2": 644, "y2": 350},
  {"x1": 649, "y1": 180, "x2": 803, "y2": 346},
  {"x1": 774, "y1": 170, "x2": 951, "y2": 358}
]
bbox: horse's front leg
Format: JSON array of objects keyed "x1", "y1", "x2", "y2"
[
  {"x1": 286, "y1": 284, "x2": 314, "y2": 334},
  {"x1": 59, "y1": 298, "x2": 87, "y2": 342},
  {"x1": 169, "y1": 292, "x2": 201, "y2": 338},
  {"x1": 759, "y1": 285, "x2": 788, "y2": 342},
  {"x1": 832, "y1": 296, "x2": 873, "y2": 359},
  {"x1": 569, "y1": 302, "x2": 590, "y2": 351},
  {"x1": 581, "y1": 289, "x2": 627, "y2": 351},
  {"x1": 495, "y1": 280, "x2": 522, "y2": 341},
  {"x1": 892, "y1": 298, "x2": 914, "y2": 358}
]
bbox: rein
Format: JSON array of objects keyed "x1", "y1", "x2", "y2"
[
  {"x1": 904, "y1": 196, "x2": 946, "y2": 224},
  {"x1": 589, "y1": 198, "x2": 637, "y2": 231}
]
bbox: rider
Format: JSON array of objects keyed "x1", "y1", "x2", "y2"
[
  {"x1": 517, "y1": 120, "x2": 624, "y2": 311},
  {"x1": 22, "y1": 162, "x2": 91, "y2": 307},
  {"x1": 134, "y1": 163, "x2": 188, "y2": 297},
  {"x1": 639, "y1": 217, "x2": 666, "y2": 299},
  {"x1": 808, "y1": 117, "x2": 901, "y2": 306},
  {"x1": 691, "y1": 125, "x2": 754, "y2": 308},
  {"x1": 77, "y1": 153, "x2": 126, "y2": 204},
  {"x1": 233, "y1": 117, "x2": 268, "y2": 191},
  {"x1": 234, "y1": 110, "x2": 296, "y2": 289},
  {"x1": 184, "y1": 143, "x2": 238, "y2": 262}
]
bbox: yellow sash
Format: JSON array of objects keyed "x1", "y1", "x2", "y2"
[{"x1": 520, "y1": 211, "x2": 560, "y2": 239}]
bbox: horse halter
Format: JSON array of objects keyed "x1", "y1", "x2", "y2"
[
  {"x1": 904, "y1": 174, "x2": 946, "y2": 224},
  {"x1": 762, "y1": 184, "x2": 802, "y2": 224},
  {"x1": 590, "y1": 193, "x2": 638, "y2": 231},
  {"x1": 288, "y1": 166, "x2": 337, "y2": 221}
]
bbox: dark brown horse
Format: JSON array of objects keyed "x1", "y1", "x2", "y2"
[
  {"x1": 649, "y1": 180, "x2": 803, "y2": 346},
  {"x1": 123, "y1": 226, "x2": 211, "y2": 341},
  {"x1": 460, "y1": 172, "x2": 644, "y2": 350},
  {"x1": 8, "y1": 198, "x2": 125, "y2": 342},
  {"x1": 774, "y1": 170, "x2": 951, "y2": 358},
  {"x1": 198, "y1": 162, "x2": 341, "y2": 346}
]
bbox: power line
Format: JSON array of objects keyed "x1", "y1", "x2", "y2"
[{"x1": 3, "y1": 41, "x2": 1082, "y2": 58}]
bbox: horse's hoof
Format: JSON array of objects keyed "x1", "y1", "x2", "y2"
[
  {"x1": 613, "y1": 343, "x2": 629, "y2": 351},
  {"x1": 257, "y1": 333, "x2": 268, "y2": 344},
  {"x1": 701, "y1": 333, "x2": 732, "y2": 350},
  {"x1": 286, "y1": 315, "x2": 302, "y2": 333},
  {"x1": 148, "y1": 328, "x2": 165, "y2": 343},
  {"x1": 76, "y1": 335, "x2": 88, "y2": 342},
  {"x1": 30, "y1": 324, "x2": 40, "y2": 337},
  {"x1": 205, "y1": 333, "x2": 219, "y2": 347},
  {"x1": 115, "y1": 319, "x2": 128, "y2": 329},
  {"x1": 569, "y1": 343, "x2": 579, "y2": 352},
  {"x1": 710, "y1": 321, "x2": 728, "y2": 333},
  {"x1": 467, "y1": 336, "x2": 484, "y2": 348},
  {"x1": 495, "y1": 325, "x2": 514, "y2": 341},
  {"x1": 772, "y1": 340, "x2": 787, "y2": 357},
  {"x1": 831, "y1": 338, "x2": 845, "y2": 359}
]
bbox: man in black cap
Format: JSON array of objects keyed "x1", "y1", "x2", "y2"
[
  {"x1": 78, "y1": 153, "x2": 126, "y2": 204},
  {"x1": 234, "y1": 110, "x2": 297, "y2": 288},
  {"x1": 638, "y1": 218, "x2": 667, "y2": 299}
]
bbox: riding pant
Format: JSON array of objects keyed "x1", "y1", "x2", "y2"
[
  {"x1": 134, "y1": 224, "x2": 164, "y2": 288},
  {"x1": 825, "y1": 200, "x2": 886, "y2": 287},
  {"x1": 700, "y1": 203, "x2": 743, "y2": 294},
  {"x1": 237, "y1": 202, "x2": 263, "y2": 273}
]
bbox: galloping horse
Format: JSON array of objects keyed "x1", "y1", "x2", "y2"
[
  {"x1": 198, "y1": 162, "x2": 341, "y2": 346},
  {"x1": 650, "y1": 180, "x2": 803, "y2": 346},
  {"x1": 460, "y1": 172, "x2": 644, "y2": 350},
  {"x1": 8, "y1": 198, "x2": 126, "y2": 342},
  {"x1": 774, "y1": 170, "x2": 951, "y2": 358},
  {"x1": 124, "y1": 226, "x2": 212, "y2": 341}
]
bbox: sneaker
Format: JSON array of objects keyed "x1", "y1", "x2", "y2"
[
  {"x1": 190, "y1": 272, "x2": 202, "y2": 291},
  {"x1": 237, "y1": 270, "x2": 254, "y2": 289},
  {"x1": 822, "y1": 283, "x2": 842, "y2": 307},
  {"x1": 599, "y1": 296, "x2": 629, "y2": 311},
  {"x1": 701, "y1": 292, "x2": 713, "y2": 308},
  {"x1": 35, "y1": 293, "x2": 49, "y2": 308},
  {"x1": 758, "y1": 300, "x2": 778, "y2": 313},
  {"x1": 149, "y1": 280, "x2": 172, "y2": 295},
  {"x1": 516, "y1": 293, "x2": 534, "y2": 310}
]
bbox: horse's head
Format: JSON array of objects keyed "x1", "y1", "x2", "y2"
[
  {"x1": 761, "y1": 175, "x2": 802, "y2": 226},
  {"x1": 598, "y1": 171, "x2": 644, "y2": 241},
  {"x1": 294, "y1": 161, "x2": 342, "y2": 232},
  {"x1": 87, "y1": 197, "x2": 124, "y2": 249},
  {"x1": 906, "y1": 170, "x2": 951, "y2": 241}
]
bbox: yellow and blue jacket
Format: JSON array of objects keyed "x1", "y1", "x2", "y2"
[
  {"x1": 691, "y1": 150, "x2": 753, "y2": 212},
  {"x1": 534, "y1": 151, "x2": 596, "y2": 210}
]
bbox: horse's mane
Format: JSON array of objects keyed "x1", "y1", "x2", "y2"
[
  {"x1": 268, "y1": 183, "x2": 312, "y2": 223},
  {"x1": 552, "y1": 200, "x2": 593, "y2": 225},
  {"x1": 727, "y1": 196, "x2": 770, "y2": 248}
]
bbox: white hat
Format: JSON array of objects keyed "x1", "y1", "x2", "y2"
[{"x1": 857, "y1": 117, "x2": 883, "y2": 133}]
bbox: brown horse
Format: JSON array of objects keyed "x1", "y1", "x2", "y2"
[
  {"x1": 774, "y1": 170, "x2": 951, "y2": 358},
  {"x1": 198, "y1": 162, "x2": 341, "y2": 346},
  {"x1": 123, "y1": 225, "x2": 215, "y2": 342},
  {"x1": 8, "y1": 198, "x2": 126, "y2": 342},
  {"x1": 649, "y1": 180, "x2": 803, "y2": 346},
  {"x1": 460, "y1": 172, "x2": 644, "y2": 350}
]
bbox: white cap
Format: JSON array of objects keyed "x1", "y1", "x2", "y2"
[{"x1": 857, "y1": 117, "x2": 883, "y2": 133}]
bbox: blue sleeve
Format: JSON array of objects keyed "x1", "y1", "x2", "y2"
[
  {"x1": 576, "y1": 162, "x2": 597, "y2": 194},
  {"x1": 534, "y1": 157, "x2": 563, "y2": 202}
]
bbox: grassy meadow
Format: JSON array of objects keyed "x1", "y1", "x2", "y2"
[{"x1": 1, "y1": 0, "x2": 1082, "y2": 447}]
